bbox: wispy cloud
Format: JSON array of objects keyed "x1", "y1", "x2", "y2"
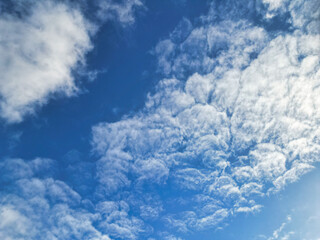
[
  {"x1": 97, "y1": 0, "x2": 144, "y2": 26},
  {"x1": 268, "y1": 215, "x2": 293, "y2": 240}
]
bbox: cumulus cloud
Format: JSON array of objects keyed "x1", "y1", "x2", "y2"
[
  {"x1": 0, "y1": 157, "x2": 150, "y2": 240},
  {"x1": 0, "y1": 0, "x2": 144, "y2": 124},
  {"x1": 153, "y1": 19, "x2": 268, "y2": 79},
  {"x1": 91, "y1": 0, "x2": 320, "y2": 237},
  {"x1": 0, "y1": 1, "x2": 93, "y2": 123},
  {"x1": 0, "y1": 158, "x2": 110, "y2": 240},
  {"x1": 1, "y1": 0, "x2": 318, "y2": 239}
]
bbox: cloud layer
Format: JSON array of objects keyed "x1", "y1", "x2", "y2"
[
  {"x1": 0, "y1": 158, "x2": 149, "y2": 240},
  {"x1": 0, "y1": 0, "x2": 319, "y2": 239},
  {"x1": 91, "y1": 0, "x2": 320, "y2": 237},
  {"x1": 0, "y1": 158, "x2": 110, "y2": 240}
]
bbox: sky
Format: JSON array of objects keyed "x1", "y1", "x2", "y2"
[{"x1": 0, "y1": 0, "x2": 319, "y2": 239}]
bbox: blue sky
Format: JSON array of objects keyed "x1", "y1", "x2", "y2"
[{"x1": 0, "y1": 0, "x2": 319, "y2": 239}]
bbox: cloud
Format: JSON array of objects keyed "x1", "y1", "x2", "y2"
[
  {"x1": 1, "y1": 0, "x2": 318, "y2": 239},
  {"x1": 260, "y1": 171, "x2": 320, "y2": 240},
  {"x1": 97, "y1": 0, "x2": 144, "y2": 26},
  {"x1": 0, "y1": 158, "x2": 109, "y2": 240},
  {"x1": 96, "y1": 201, "x2": 145, "y2": 240},
  {"x1": 0, "y1": 0, "x2": 144, "y2": 124},
  {"x1": 0, "y1": 158, "x2": 148, "y2": 240},
  {"x1": 0, "y1": 1, "x2": 93, "y2": 123},
  {"x1": 91, "y1": 0, "x2": 320, "y2": 237},
  {"x1": 268, "y1": 215, "x2": 293, "y2": 240},
  {"x1": 153, "y1": 20, "x2": 268, "y2": 79},
  {"x1": 262, "y1": 0, "x2": 320, "y2": 30},
  {"x1": 262, "y1": 0, "x2": 287, "y2": 11},
  {"x1": 265, "y1": 212, "x2": 320, "y2": 240}
]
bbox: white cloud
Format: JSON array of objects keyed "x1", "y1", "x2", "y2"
[
  {"x1": 268, "y1": 215, "x2": 292, "y2": 240},
  {"x1": 97, "y1": 0, "x2": 144, "y2": 26},
  {"x1": 1, "y1": 0, "x2": 318, "y2": 239},
  {"x1": 0, "y1": 206, "x2": 31, "y2": 240},
  {"x1": 153, "y1": 20, "x2": 268, "y2": 79},
  {"x1": 0, "y1": 1, "x2": 93, "y2": 123},
  {"x1": 91, "y1": 0, "x2": 320, "y2": 237},
  {"x1": 262, "y1": 0, "x2": 287, "y2": 11},
  {"x1": 96, "y1": 201, "x2": 145, "y2": 240},
  {"x1": 0, "y1": 0, "x2": 145, "y2": 124},
  {"x1": 261, "y1": 0, "x2": 320, "y2": 30},
  {"x1": 0, "y1": 158, "x2": 149, "y2": 240},
  {"x1": 0, "y1": 161, "x2": 108, "y2": 240}
]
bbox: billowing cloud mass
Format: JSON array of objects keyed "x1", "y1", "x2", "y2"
[
  {"x1": 0, "y1": 0, "x2": 319, "y2": 239},
  {"x1": 0, "y1": 158, "x2": 107, "y2": 240},
  {"x1": 91, "y1": 0, "x2": 320, "y2": 238},
  {"x1": 0, "y1": 0, "x2": 143, "y2": 123},
  {"x1": 0, "y1": 1, "x2": 93, "y2": 123},
  {"x1": 0, "y1": 158, "x2": 149, "y2": 240}
]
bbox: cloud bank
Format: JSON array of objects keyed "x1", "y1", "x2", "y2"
[
  {"x1": 0, "y1": 158, "x2": 149, "y2": 240},
  {"x1": 0, "y1": 158, "x2": 109, "y2": 240},
  {"x1": 0, "y1": 0, "x2": 319, "y2": 239},
  {"x1": 91, "y1": 0, "x2": 320, "y2": 237}
]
